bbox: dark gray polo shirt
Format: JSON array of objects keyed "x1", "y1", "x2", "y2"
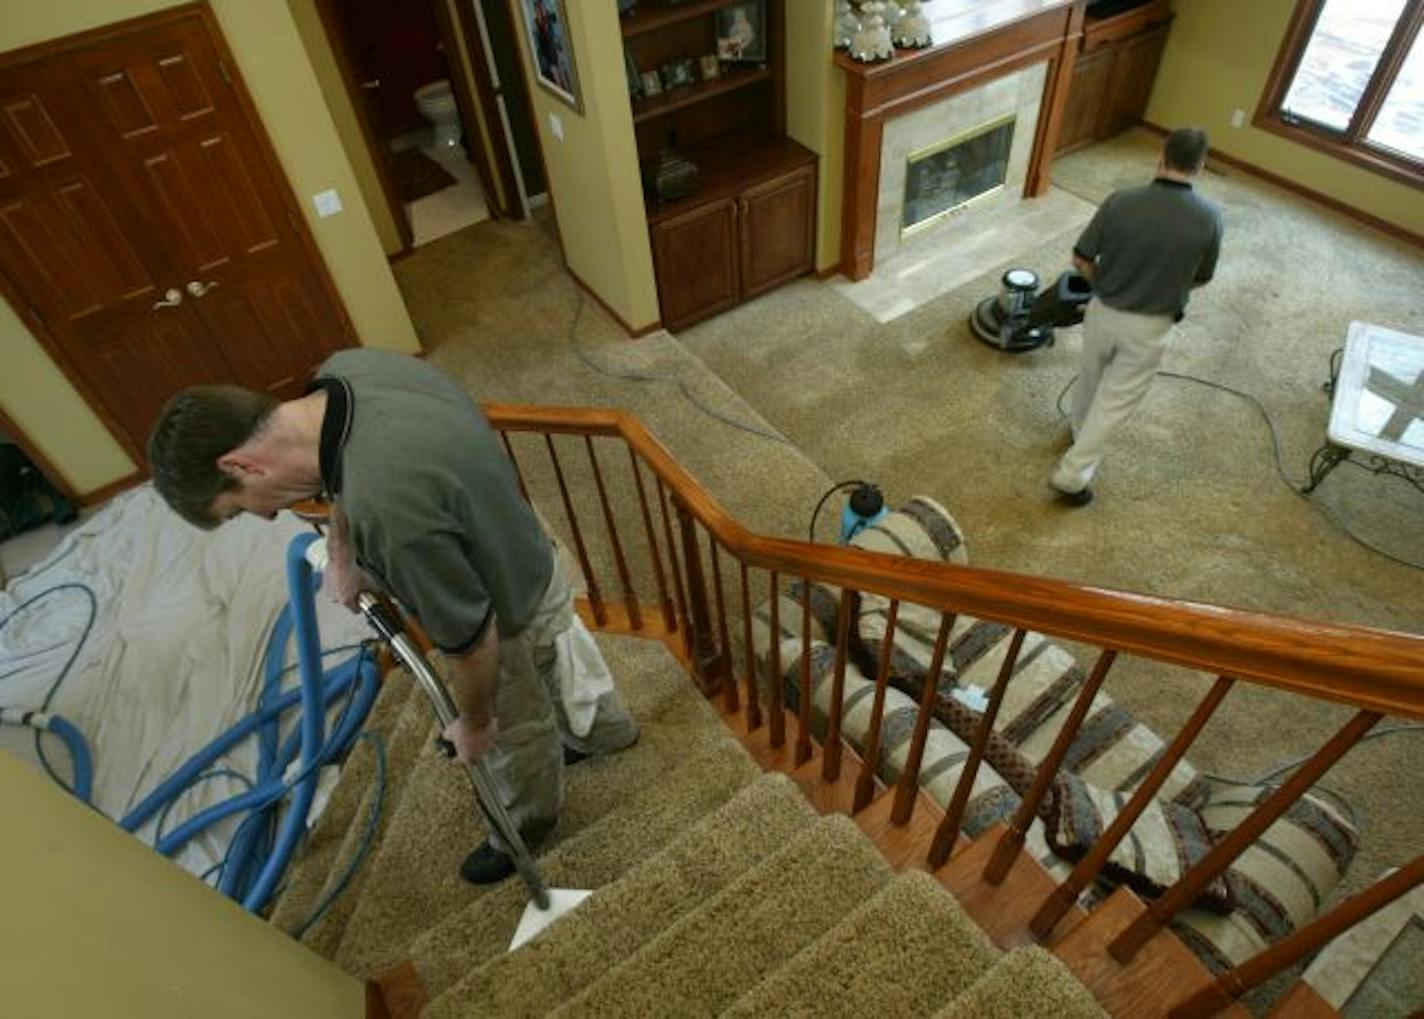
[
  {"x1": 1074, "y1": 178, "x2": 1223, "y2": 318},
  {"x1": 313, "y1": 349, "x2": 553, "y2": 653}
]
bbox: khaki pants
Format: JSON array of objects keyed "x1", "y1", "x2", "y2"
[
  {"x1": 1051, "y1": 298, "x2": 1176, "y2": 493},
  {"x1": 483, "y1": 557, "x2": 639, "y2": 853}
]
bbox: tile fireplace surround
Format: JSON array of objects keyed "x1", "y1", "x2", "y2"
[{"x1": 836, "y1": 0, "x2": 1085, "y2": 280}]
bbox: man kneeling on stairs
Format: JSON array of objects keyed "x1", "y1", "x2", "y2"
[{"x1": 147, "y1": 348, "x2": 641, "y2": 885}]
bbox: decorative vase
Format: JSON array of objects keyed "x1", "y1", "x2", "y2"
[
  {"x1": 833, "y1": 1, "x2": 860, "y2": 51},
  {"x1": 891, "y1": 0, "x2": 932, "y2": 48},
  {"x1": 850, "y1": 1, "x2": 894, "y2": 62}
]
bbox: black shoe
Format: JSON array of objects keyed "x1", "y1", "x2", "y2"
[
  {"x1": 459, "y1": 841, "x2": 516, "y2": 885},
  {"x1": 1051, "y1": 484, "x2": 1094, "y2": 507},
  {"x1": 563, "y1": 744, "x2": 591, "y2": 767}
]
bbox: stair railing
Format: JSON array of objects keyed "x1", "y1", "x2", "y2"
[{"x1": 486, "y1": 403, "x2": 1424, "y2": 1016}]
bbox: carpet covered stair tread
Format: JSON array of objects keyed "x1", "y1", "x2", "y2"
[
  {"x1": 410, "y1": 732, "x2": 761, "y2": 996},
  {"x1": 720, "y1": 869, "x2": 1000, "y2": 1018},
  {"x1": 267, "y1": 666, "x2": 416, "y2": 936},
  {"x1": 422, "y1": 772, "x2": 819, "y2": 1018},
  {"x1": 331, "y1": 632, "x2": 732, "y2": 977},
  {"x1": 934, "y1": 945, "x2": 1109, "y2": 1019},
  {"x1": 548, "y1": 813, "x2": 893, "y2": 1017}
]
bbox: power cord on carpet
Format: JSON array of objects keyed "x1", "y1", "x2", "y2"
[
  {"x1": 563, "y1": 292, "x2": 795, "y2": 448},
  {"x1": 807, "y1": 480, "x2": 872, "y2": 543},
  {"x1": 1055, "y1": 372, "x2": 1423, "y2": 571}
]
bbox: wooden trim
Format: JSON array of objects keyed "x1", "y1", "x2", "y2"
[
  {"x1": 484, "y1": 403, "x2": 1424, "y2": 722},
  {"x1": 1251, "y1": 0, "x2": 1424, "y2": 192},
  {"x1": 450, "y1": 0, "x2": 523, "y2": 219},
  {"x1": 1140, "y1": 120, "x2": 1424, "y2": 248},
  {"x1": 79, "y1": 472, "x2": 145, "y2": 507},
  {"x1": 368, "y1": 961, "x2": 424, "y2": 1019},
  {"x1": 1026, "y1": 1, "x2": 1087, "y2": 196},
  {"x1": 311, "y1": 0, "x2": 414, "y2": 253},
  {"x1": 566, "y1": 266, "x2": 661, "y2": 337}
]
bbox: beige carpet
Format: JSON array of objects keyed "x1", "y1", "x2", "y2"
[{"x1": 391, "y1": 129, "x2": 1424, "y2": 915}]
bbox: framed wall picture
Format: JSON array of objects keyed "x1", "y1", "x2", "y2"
[
  {"x1": 518, "y1": 0, "x2": 583, "y2": 113},
  {"x1": 715, "y1": 2, "x2": 767, "y2": 63}
]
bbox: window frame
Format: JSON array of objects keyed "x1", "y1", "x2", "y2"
[{"x1": 1254, "y1": 0, "x2": 1424, "y2": 189}]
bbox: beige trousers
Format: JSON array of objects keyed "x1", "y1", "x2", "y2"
[
  {"x1": 1051, "y1": 298, "x2": 1176, "y2": 494},
  {"x1": 483, "y1": 556, "x2": 639, "y2": 853}
]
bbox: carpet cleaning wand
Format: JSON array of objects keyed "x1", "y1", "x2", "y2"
[{"x1": 353, "y1": 590, "x2": 591, "y2": 950}]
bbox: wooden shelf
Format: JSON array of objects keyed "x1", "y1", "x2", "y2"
[
  {"x1": 632, "y1": 65, "x2": 770, "y2": 124},
  {"x1": 621, "y1": 0, "x2": 729, "y2": 39}
]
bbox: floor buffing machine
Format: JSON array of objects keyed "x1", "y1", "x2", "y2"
[{"x1": 969, "y1": 268, "x2": 1093, "y2": 353}]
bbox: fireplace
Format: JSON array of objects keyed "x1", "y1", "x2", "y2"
[{"x1": 902, "y1": 114, "x2": 1016, "y2": 235}]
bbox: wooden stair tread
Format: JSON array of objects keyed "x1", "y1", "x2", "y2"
[
  {"x1": 853, "y1": 787, "x2": 963, "y2": 872},
  {"x1": 936, "y1": 822, "x2": 1087, "y2": 950},
  {"x1": 1266, "y1": 981, "x2": 1338, "y2": 1018},
  {"x1": 1052, "y1": 887, "x2": 1250, "y2": 1019}
]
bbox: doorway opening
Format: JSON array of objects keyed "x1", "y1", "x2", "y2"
[{"x1": 316, "y1": 0, "x2": 534, "y2": 250}]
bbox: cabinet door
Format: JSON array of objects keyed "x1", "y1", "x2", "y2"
[
  {"x1": 738, "y1": 163, "x2": 814, "y2": 301},
  {"x1": 1057, "y1": 48, "x2": 1114, "y2": 154},
  {"x1": 1103, "y1": 23, "x2": 1170, "y2": 138},
  {"x1": 650, "y1": 198, "x2": 739, "y2": 332}
]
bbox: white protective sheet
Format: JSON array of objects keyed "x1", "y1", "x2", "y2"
[{"x1": 0, "y1": 486, "x2": 370, "y2": 880}]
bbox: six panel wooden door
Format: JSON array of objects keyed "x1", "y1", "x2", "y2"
[{"x1": 0, "y1": 8, "x2": 350, "y2": 462}]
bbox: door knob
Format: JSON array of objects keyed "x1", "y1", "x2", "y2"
[
  {"x1": 152, "y1": 288, "x2": 182, "y2": 309},
  {"x1": 186, "y1": 280, "x2": 219, "y2": 297},
  {"x1": 360, "y1": 78, "x2": 382, "y2": 89}
]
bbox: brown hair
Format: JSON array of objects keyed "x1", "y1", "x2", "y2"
[
  {"x1": 1163, "y1": 127, "x2": 1209, "y2": 174},
  {"x1": 147, "y1": 385, "x2": 279, "y2": 528}
]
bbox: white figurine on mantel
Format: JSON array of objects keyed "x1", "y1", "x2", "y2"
[
  {"x1": 892, "y1": 0, "x2": 932, "y2": 48},
  {"x1": 833, "y1": 0, "x2": 860, "y2": 50},
  {"x1": 850, "y1": 1, "x2": 895, "y2": 62}
]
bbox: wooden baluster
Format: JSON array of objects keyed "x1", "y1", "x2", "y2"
[
  {"x1": 796, "y1": 582, "x2": 813, "y2": 766},
  {"x1": 584, "y1": 436, "x2": 641, "y2": 630},
  {"x1": 854, "y1": 598, "x2": 900, "y2": 813},
  {"x1": 1110, "y1": 709, "x2": 1382, "y2": 962},
  {"x1": 628, "y1": 449, "x2": 675, "y2": 634},
  {"x1": 1029, "y1": 675, "x2": 1235, "y2": 939},
  {"x1": 983, "y1": 648, "x2": 1118, "y2": 884},
  {"x1": 656, "y1": 481, "x2": 692, "y2": 660},
  {"x1": 928, "y1": 627, "x2": 1027, "y2": 868},
  {"x1": 1168, "y1": 853, "x2": 1424, "y2": 1019},
  {"x1": 739, "y1": 562, "x2": 763, "y2": 731},
  {"x1": 499, "y1": 431, "x2": 529, "y2": 503},
  {"x1": 891, "y1": 613, "x2": 955, "y2": 825},
  {"x1": 822, "y1": 588, "x2": 854, "y2": 782},
  {"x1": 708, "y1": 535, "x2": 738, "y2": 712},
  {"x1": 767, "y1": 570, "x2": 785, "y2": 748},
  {"x1": 545, "y1": 434, "x2": 604, "y2": 627},
  {"x1": 676, "y1": 498, "x2": 722, "y2": 694}
]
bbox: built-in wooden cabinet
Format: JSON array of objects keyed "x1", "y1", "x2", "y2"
[
  {"x1": 621, "y1": 0, "x2": 816, "y2": 331},
  {"x1": 1058, "y1": 0, "x2": 1173, "y2": 154}
]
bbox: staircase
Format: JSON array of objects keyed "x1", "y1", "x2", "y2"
[
  {"x1": 268, "y1": 404, "x2": 1424, "y2": 1017},
  {"x1": 270, "y1": 632, "x2": 1108, "y2": 1018}
]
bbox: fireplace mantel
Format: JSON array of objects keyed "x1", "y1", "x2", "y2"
[{"x1": 838, "y1": 0, "x2": 1086, "y2": 280}]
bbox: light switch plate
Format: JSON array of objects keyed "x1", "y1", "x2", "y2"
[
  {"x1": 313, "y1": 189, "x2": 343, "y2": 217},
  {"x1": 1229, "y1": 108, "x2": 1246, "y2": 128},
  {"x1": 548, "y1": 112, "x2": 563, "y2": 141}
]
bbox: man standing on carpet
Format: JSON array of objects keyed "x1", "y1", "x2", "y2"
[
  {"x1": 1050, "y1": 127, "x2": 1223, "y2": 505},
  {"x1": 147, "y1": 348, "x2": 640, "y2": 885}
]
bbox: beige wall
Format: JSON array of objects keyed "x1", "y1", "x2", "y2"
[
  {"x1": 1147, "y1": 0, "x2": 1424, "y2": 237},
  {"x1": 0, "y1": 0, "x2": 419, "y2": 497},
  {"x1": 511, "y1": 1, "x2": 659, "y2": 330},
  {"x1": 0, "y1": 752, "x2": 362, "y2": 1018},
  {"x1": 785, "y1": 4, "x2": 842, "y2": 273}
]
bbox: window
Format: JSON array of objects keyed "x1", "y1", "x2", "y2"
[{"x1": 1257, "y1": 0, "x2": 1424, "y2": 185}]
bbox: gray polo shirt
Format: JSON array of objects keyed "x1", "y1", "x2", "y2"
[
  {"x1": 314, "y1": 349, "x2": 553, "y2": 653},
  {"x1": 1074, "y1": 178, "x2": 1223, "y2": 318}
]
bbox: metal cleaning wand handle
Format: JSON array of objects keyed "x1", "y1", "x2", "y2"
[{"x1": 356, "y1": 592, "x2": 550, "y2": 909}]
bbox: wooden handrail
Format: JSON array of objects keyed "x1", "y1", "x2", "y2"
[{"x1": 487, "y1": 404, "x2": 1424, "y2": 723}]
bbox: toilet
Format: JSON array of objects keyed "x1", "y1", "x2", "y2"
[{"x1": 413, "y1": 79, "x2": 461, "y2": 150}]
